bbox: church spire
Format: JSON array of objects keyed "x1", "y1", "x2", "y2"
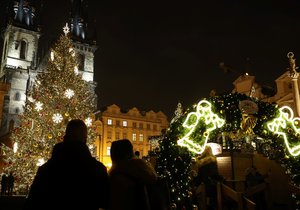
[
  {"x1": 70, "y1": 0, "x2": 87, "y2": 41},
  {"x1": 12, "y1": 0, "x2": 37, "y2": 28}
]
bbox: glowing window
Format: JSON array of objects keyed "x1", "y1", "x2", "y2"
[
  {"x1": 123, "y1": 121, "x2": 127, "y2": 127},
  {"x1": 132, "y1": 133, "x2": 137, "y2": 141},
  {"x1": 107, "y1": 147, "x2": 111, "y2": 156},
  {"x1": 139, "y1": 134, "x2": 144, "y2": 141},
  {"x1": 107, "y1": 119, "x2": 112, "y2": 125}
]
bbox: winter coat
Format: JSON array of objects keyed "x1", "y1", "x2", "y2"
[
  {"x1": 108, "y1": 158, "x2": 157, "y2": 210},
  {"x1": 23, "y1": 140, "x2": 109, "y2": 210}
]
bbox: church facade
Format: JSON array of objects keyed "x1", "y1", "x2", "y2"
[{"x1": 0, "y1": 0, "x2": 97, "y2": 134}]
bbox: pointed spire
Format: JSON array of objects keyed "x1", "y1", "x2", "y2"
[
  {"x1": 12, "y1": 0, "x2": 37, "y2": 28},
  {"x1": 70, "y1": 0, "x2": 87, "y2": 41}
]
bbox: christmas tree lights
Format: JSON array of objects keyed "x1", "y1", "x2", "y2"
[{"x1": 1, "y1": 26, "x2": 97, "y2": 190}]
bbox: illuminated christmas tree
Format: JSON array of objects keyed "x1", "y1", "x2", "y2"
[{"x1": 1, "y1": 25, "x2": 97, "y2": 190}]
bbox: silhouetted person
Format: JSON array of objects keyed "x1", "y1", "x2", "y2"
[
  {"x1": 134, "y1": 150, "x2": 140, "y2": 159},
  {"x1": 195, "y1": 146, "x2": 222, "y2": 210},
  {"x1": 1, "y1": 173, "x2": 7, "y2": 196},
  {"x1": 7, "y1": 172, "x2": 14, "y2": 195},
  {"x1": 109, "y1": 139, "x2": 157, "y2": 210},
  {"x1": 23, "y1": 119, "x2": 109, "y2": 210}
]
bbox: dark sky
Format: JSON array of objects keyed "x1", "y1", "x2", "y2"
[{"x1": 1, "y1": 1, "x2": 300, "y2": 118}]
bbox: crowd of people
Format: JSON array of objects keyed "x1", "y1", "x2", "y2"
[
  {"x1": 22, "y1": 119, "x2": 160, "y2": 210},
  {"x1": 1, "y1": 119, "x2": 268, "y2": 210}
]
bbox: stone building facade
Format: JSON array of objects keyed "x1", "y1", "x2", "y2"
[{"x1": 94, "y1": 104, "x2": 169, "y2": 167}]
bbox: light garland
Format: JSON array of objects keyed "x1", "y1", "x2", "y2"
[
  {"x1": 177, "y1": 100, "x2": 225, "y2": 154},
  {"x1": 267, "y1": 105, "x2": 300, "y2": 156}
]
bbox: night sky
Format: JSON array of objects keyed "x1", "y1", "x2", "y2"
[{"x1": 1, "y1": 1, "x2": 300, "y2": 118}]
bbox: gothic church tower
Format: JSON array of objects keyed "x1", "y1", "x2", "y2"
[
  {"x1": 69, "y1": 0, "x2": 97, "y2": 85},
  {"x1": 0, "y1": 0, "x2": 97, "y2": 134},
  {"x1": 0, "y1": 0, "x2": 41, "y2": 132}
]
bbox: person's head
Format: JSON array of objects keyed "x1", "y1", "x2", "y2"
[
  {"x1": 134, "y1": 150, "x2": 140, "y2": 158},
  {"x1": 110, "y1": 139, "x2": 134, "y2": 163},
  {"x1": 64, "y1": 119, "x2": 87, "y2": 143},
  {"x1": 199, "y1": 145, "x2": 213, "y2": 158}
]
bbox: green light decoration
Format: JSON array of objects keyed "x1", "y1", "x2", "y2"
[
  {"x1": 177, "y1": 100, "x2": 225, "y2": 154},
  {"x1": 267, "y1": 105, "x2": 300, "y2": 156}
]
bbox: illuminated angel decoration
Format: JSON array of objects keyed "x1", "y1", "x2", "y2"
[
  {"x1": 177, "y1": 100, "x2": 225, "y2": 154},
  {"x1": 267, "y1": 106, "x2": 300, "y2": 156}
]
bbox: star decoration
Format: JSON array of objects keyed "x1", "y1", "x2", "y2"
[
  {"x1": 52, "y1": 113, "x2": 63, "y2": 124},
  {"x1": 35, "y1": 101, "x2": 43, "y2": 111},
  {"x1": 63, "y1": 23, "x2": 70, "y2": 35},
  {"x1": 65, "y1": 89, "x2": 75, "y2": 99},
  {"x1": 85, "y1": 117, "x2": 92, "y2": 127}
]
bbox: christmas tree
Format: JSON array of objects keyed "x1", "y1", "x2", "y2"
[{"x1": 1, "y1": 25, "x2": 97, "y2": 190}]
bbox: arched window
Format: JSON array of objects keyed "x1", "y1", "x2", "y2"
[
  {"x1": 20, "y1": 40, "x2": 27, "y2": 59},
  {"x1": 78, "y1": 53, "x2": 85, "y2": 70},
  {"x1": 14, "y1": 92, "x2": 21, "y2": 101},
  {"x1": 15, "y1": 107, "x2": 20, "y2": 114}
]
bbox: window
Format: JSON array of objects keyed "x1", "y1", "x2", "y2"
[
  {"x1": 78, "y1": 53, "x2": 85, "y2": 70},
  {"x1": 139, "y1": 123, "x2": 143, "y2": 129},
  {"x1": 139, "y1": 134, "x2": 144, "y2": 142},
  {"x1": 147, "y1": 124, "x2": 150, "y2": 130},
  {"x1": 107, "y1": 131, "x2": 112, "y2": 140},
  {"x1": 153, "y1": 124, "x2": 157, "y2": 131},
  {"x1": 20, "y1": 40, "x2": 27, "y2": 59},
  {"x1": 132, "y1": 133, "x2": 137, "y2": 141},
  {"x1": 107, "y1": 119, "x2": 112, "y2": 125},
  {"x1": 15, "y1": 108, "x2": 20, "y2": 114},
  {"x1": 116, "y1": 120, "x2": 120, "y2": 127},
  {"x1": 123, "y1": 132, "x2": 127, "y2": 139},
  {"x1": 14, "y1": 92, "x2": 21, "y2": 101},
  {"x1": 106, "y1": 147, "x2": 111, "y2": 156},
  {"x1": 115, "y1": 132, "x2": 120, "y2": 140},
  {"x1": 132, "y1": 122, "x2": 137, "y2": 128},
  {"x1": 123, "y1": 120, "x2": 127, "y2": 127}
]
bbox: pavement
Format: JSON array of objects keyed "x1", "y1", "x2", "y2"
[{"x1": 0, "y1": 196, "x2": 26, "y2": 210}]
